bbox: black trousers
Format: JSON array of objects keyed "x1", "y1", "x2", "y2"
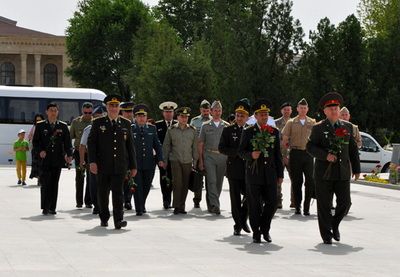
[
  {"x1": 40, "y1": 166, "x2": 62, "y2": 211},
  {"x1": 74, "y1": 150, "x2": 91, "y2": 206},
  {"x1": 289, "y1": 149, "x2": 314, "y2": 212},
  {"x1": 97, "y1": 173, "x2": 125, "y2": 225},
  {"x1": 247, "y1": 182, "x2": 277, "y2": 236},
  {"x1": 315, "y1": 179, "x2": 351, "y2": 241},
  {"x1": 133, "y1": 169, "x2": 154, "y2": 212},
  {"x1": 228, "y1": 178, "x2": 248, "y2": 231},
  {"x1": 159, "y1": 163, "x2": 173, "y2": 205}
]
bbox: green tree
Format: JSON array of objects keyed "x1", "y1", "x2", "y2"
[{"x1": 65, "y1": 0, "x2": 151, "y2": 100}]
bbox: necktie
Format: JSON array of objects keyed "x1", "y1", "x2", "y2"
[
  {"x1": 167, "y1": 122, "x2": 170, "y2": 128},
  {"x1": 50, "y1": 122, "x2": 55, "y2": 130},
  {"x1": 334, "y1": 123, "x2": 339, "y2": 130},
  {"x1": 239, "y1": 126, "x2": 243, "y2": 132},
  {"x1": 112, "y1": 119, "x2": 116, "y2": 131}
]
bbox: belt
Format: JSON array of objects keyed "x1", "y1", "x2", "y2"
[
  {"x1": 205, "y1": 149, "x2": 220, "y2": 154},
  {"x1": 290, "y1": 146, "x2": 307, "y2": 150}
]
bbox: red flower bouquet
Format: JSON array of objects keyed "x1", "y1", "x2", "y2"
[{"x1": 323, "y1": 127, "x2": 349, "y2": 179}]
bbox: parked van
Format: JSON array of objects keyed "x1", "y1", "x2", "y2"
[
  {"x1": 0, "y1": 85, "x2": 106, "y2": 165},
  {"x1": 359, "y1": 131, "x2": 392, "y2": 173}
]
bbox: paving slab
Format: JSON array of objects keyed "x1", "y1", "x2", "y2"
[{"x1": 0, "y1": 165, "x2": 399, "y2": 276}]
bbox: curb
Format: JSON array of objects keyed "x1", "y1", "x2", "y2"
[{"x1": 352, "y1": 180, "x2": 400, "y2": 190}]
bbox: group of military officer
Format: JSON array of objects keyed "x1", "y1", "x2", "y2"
[{"x1": 33, "y1": 91, "x2": 360, "y2": 244}]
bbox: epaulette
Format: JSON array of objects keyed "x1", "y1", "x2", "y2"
[
  {"x1": 155, "y1": 119, "x2": 164, "y2": 124},
  {"x1": 119, "y1": 116, "x2": 130, "y2": 123},
  {"x1": 168, "y1": 125, "x2": 175, "y2": 130},
  {"x1": 59, "y1": 120, "x2": 68, "y2": 125},
  {"x1": 315, "y1": 120, "x2": 324, "y2": 125},
  {"x1": 244, "y1": 124, "x2": 255, "y2": 130},
  {"x1": 221, "y1": 120, "x2": 229, "y2": 125},
  {"x1": 204, "y1": 120, "x2": 212, "y2": 125},
  {"x1": 189, "y1": 124, "x2": 196, "y2": 130},
  {"x1": 191, "y1": 115, "x2": 200, "y2": 120},
  {"x1": 92, "y1": 116, "x2": 104, "y2": 121},
  {"x1": 37, "y1": 119, "x2": 46, "y2": 124}
]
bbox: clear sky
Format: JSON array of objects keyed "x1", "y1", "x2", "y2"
[{"x1": 0, "y1": 0, "x2": 360, "y2": 38}]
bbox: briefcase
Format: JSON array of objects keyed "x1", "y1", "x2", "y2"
[{"x1": 188, "y1": 168, "x2": 203, "y2": 192}]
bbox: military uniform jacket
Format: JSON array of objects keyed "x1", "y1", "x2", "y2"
[
  {"x1": 218, "y1": 123, "x2": 247, "y2": 180},
  {"x1": 306, "y1": 119, "x2": 360, "y2": 181},
  {"x1": 190, "y1": 115, "x2": 212, "y2": 137},
  {"x1": 199, "y1": 120, "x2": 229, "y2": 151},
  {"x1": 88, "y1": 116, "x2": 136, "y2": 174},
  {"x1": 133, "y1": 123, "x2": 164, "y2": 171},
  {"x1": 238, "y1": 124, "x2": 284, "y2": 185},
  {"x1": 33, "y1": 119, "x2": 73, "y2": 168},
  {"x1": 155, "y1": 119, "x2": 177, "y2": 144},
  {"x1": 163, "y1": 124, "x2": 199, "y2": 164}
]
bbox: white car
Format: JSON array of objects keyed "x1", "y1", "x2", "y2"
[{"x1": 359, "y1": 131, "x2": 392, "y2": 173}]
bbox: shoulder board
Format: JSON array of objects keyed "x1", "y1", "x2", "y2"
[
  {"x1": 155, "y1": 120, "x2": 164, "y2": 124},
  {"x1": 168, "y1": 125, "x2": 175, "y2": 130},
  {"x1": 204, "y1": 120, "x2": 212, "y2": 125},
  {"x1": 93, "y1": 116, "x2": 104, "y2": 121},
  {"x1": 189, "y1": 125, "x2": 196, "y2": 130},
  {"x1": 221, "y1": 120, "x2": 229, "y2": 125},
  {"x1": 37, "y1": 119, "x2": 46, "y2": 124},
  {"x1": 119, "y1": 116, "x2": 130, "y2": 123},
  {"x1": 191, "y1": 115, "x2": 200, "y2": 120},
  {"x1": 315, "y1": 120, "x2": 324, "y2": 125},
  {"x1": 59, "y1": 120, "x2": 68, "y2": 125},
  {"x1": 244, "y1": 124, "x2": 255, "y2": 130}
]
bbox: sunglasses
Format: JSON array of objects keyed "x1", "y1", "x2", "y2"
[{"x1": 84, "y1": 112, "x2": 93, "y2": 115}]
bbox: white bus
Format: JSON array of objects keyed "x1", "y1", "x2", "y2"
[{"x1": 0, "y1": 85, "x2": 106, "y2": 165}]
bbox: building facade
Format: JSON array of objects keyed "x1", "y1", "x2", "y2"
[{"x1": 0, "y1": 16, "x2": 74, "y2": 87}]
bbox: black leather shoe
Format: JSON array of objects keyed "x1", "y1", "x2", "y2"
[
  {"x1": 49, "y1": 210, "x2": 57, "y2": 215},
  {"x1": 303, "y1": 211, "x2": 310, "y2": 216},
  {"x1": 295, "y1": 208, "x2": 301, "y2": 215},
  {"x1": 233, "y1": 229, "x2": 241, "y2": 236},
  {"x1": 253, "y1": 235, "x2": 261, "y2": 243},
  {"x1": 179, "y1": 210, "x2": 187, "y2": 214},
  {"x1": 101, "y1": 221, "x2": 108, "y2": 227},
  {"x1": 92, "y1": 209, "x2": 99, "y2": 215},
  {"x1": 115, "y1": 220, "x2": 127, "y2": 229},
  {"x1": 163, "y1": 201, "x2": 170, "y2": 209},
  {"x1": 173, "y1": 208, "x2": 180, "y2": 215},
  {"x1": 263, "y1": 232, "x2": 272, "y2": 243},
  {"x1": 323, "y1": 239, "x2": 332, "y2": 244},
  {"x1": 85, "y1": 204, "x2": 93, "y2": 208},
  {"x1": 333, "y1": 227, "x2": 340, "y2": 241},
  {"x1": 42, "y1": 209, "x2": 49, "y2": 215},
  {"x1": 136, "y1": 211, "x2": 143, "y2": 216},
  {"x1": 125, "y1": 203, "x2": 132, "y2": 210},
  {"x1": 194, "y1": 203, "x2": 200, "y2": 208},
  {"x1": 242, "y1": 223, "x2": 251, "y2": 233}
]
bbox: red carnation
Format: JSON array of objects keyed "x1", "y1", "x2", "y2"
[
  {"x1": 125, "y1": 177, "x2": 129, "y2": 181},
  {"x1": 130, "y1": 188, "x2": 135, "y2": 193},
  {"x1": 363, "y1": 174, "x2": 367, "y2": 177},
  {"x1": 376, "y1": 165, "x2": 382, "y2": 168}
]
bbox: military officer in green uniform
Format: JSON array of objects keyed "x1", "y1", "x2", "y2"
[
  {"x1": 33, "y1": 102, "x2": 73, "y2": 215},
  {"x1": 238, "y1": 99, "x2": 284, "y2": 243},
  {"x1": 219, "y1": 100, "x2": 251, "y2": 235},
  {"x1": 163, "y1": 107, "x2": 198, "y2": 215},
  {"x1": 306, "y1": 92, "x2": 360, "y2": 244},
  {"x1": 281, "y1": 98, "x2": 316, "y2": 216},
  {"x1": 132, "y1": 104, "x2": 164, "y2": 216},
  {"x1": 156, "y1": 101, "x2": 178, "y2": 210},
  {"x1": 190, "y1": 99, "x2": 212, "y2": 208},
  {"x1": 88, "y1": 94, "x2": 137, "y2": 229}
]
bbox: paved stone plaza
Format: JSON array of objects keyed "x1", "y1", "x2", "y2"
[{"x1": 0, "y1": 165, "x2": 399, "y2": 276}]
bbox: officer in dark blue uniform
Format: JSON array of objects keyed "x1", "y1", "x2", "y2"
[
  {"x1": 238, "y1": 99, "x2": 284, "y2": 243},
  {"x1": 88, "y1": 94, "x2": 137, "y2": 229},
  {"x1": 306, "y1": 92, "x2": 360, "y2": 244},
  {"x1": 33, "y1": 102, "x2": 73, "y2": 215},
  {"x1": 132, "y1": 104, "x2": 164, "y2": 216},
  {"x1": 155, "y1": 101, "x2": 177, "y2": 209},
  {"x1": 219, "y1": 100, "x2": 251, "y2": 236}
]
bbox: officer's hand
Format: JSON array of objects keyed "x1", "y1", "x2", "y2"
[
  {"x1": 353, "y1": 173, "x2": 360, "y2": 181},
  {"x1": 79, "y1": 162, "x2": 85, "y2": 169},
  {"x1": 277, "y1": 178, "x2": 283, "y2": 185},
  {"x1": 65, "y1": 155, "x2": 72, "y2": 163},
  {"x1": 130, "y1": 168, "x2": 137, "y2": 178},
  {"x1": 40, "y1": 151, "x2": 46, "y2": 159},
  {"x1": 326, "y1": 153, "x2": 337, "y2": 163},
  {"x1": 282, "y1": 156, "x2": 289, "y2": 166},
  {"x1": 158, "y1": 161, "x2": 165, "y2": 168},
  {"x1": 198, "y1": 160, "x2": 204, "y2": 171},
  {"x1": 162, "y1": 162, "x2": 168, "y2": 170},
  {"x1": 90, "y1": 163, "x2": 98, "y2": 174},
  {"x1": 252, "y1": 151, "x2": 261, "y2": 159}
]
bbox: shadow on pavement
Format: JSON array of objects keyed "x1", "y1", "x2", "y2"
[{"x1": 309, "y1": 243, "x2": 363, "y2": 255}]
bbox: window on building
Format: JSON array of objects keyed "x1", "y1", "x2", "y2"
[
  {"x1": 43, "y1": 63, "x2": 58, "y2": 87},
  {"x1": 1, "y1": 62, "x2": 15, "y2": 85}
]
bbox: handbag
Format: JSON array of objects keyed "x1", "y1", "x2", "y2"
[{"x1": 188, "y1": 168, "x2": 203, "y2": 192}]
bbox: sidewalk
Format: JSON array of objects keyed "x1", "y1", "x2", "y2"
[{"x1": 0, "y1": 166, "x2": 399, "y2": 276}]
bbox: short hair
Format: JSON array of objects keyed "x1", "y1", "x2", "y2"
[
  {"x1": 47, "y1": 102, "x2": 58, "y2": 110},
  {"x1": 82, "y1": 102, "x2": 94, "y2": 109}
]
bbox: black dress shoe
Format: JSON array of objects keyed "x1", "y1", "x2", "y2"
[
  {"x1": 253, "y1": 236, "x2": 261, "y2": 243},
  {"x1": 115, "y1": 220, "x2": 127, "y2": 229},
  {"x1": 85, "y1": 204, "x2": 93, "y2": 208},
  {"x1": 303, "y1": 211, "x2": 310, "y2": 216},
  {"x1": 173, "y1": 208, "x2": 180, "y2": 215},
  {"x1": 49, "y1": 210, "x2": 57, "y2": 215},
  {"x1": 295, "y1": 208, "x2": 301, "y2": 215},
  {"x1": 194, "y1": 203, "x2": 200, "y2": 208},
  {"x1": 179, "y1": 210, "x2": 187, "y2": 214},
  {"x1": 136, "y1": 211, "x2": 143, "y2": 216},
  {"x1": 333, "y1": 227, "x2": 340, "y2": 241},
  {"x1": 323, "y1": 239, "x2": 332, "y2": 244},
  {"x1": 233, "y1": 229, "x2": 241, "y2": 236},
  {"x1": 163, "y1": 201, "x2": 170, "y2": 209},
  {"x1": 125, "y1": 203, "x2": 132, "y2": 210},
  {"x1": 42, "y1": 209, "x2": 49, "y2": 215},
  {"x1": 92, "y1": 209, "x2": 99, "y2": 215},
  {"x1": 263, "y1": 232, "x2": 272, "y2": 243},
  {"x1": 242, "y1": 223, "x2": 251, "y2": 233},
  {"x1": 101, "y1": 221, "x2": 108, "y2": 227}
]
